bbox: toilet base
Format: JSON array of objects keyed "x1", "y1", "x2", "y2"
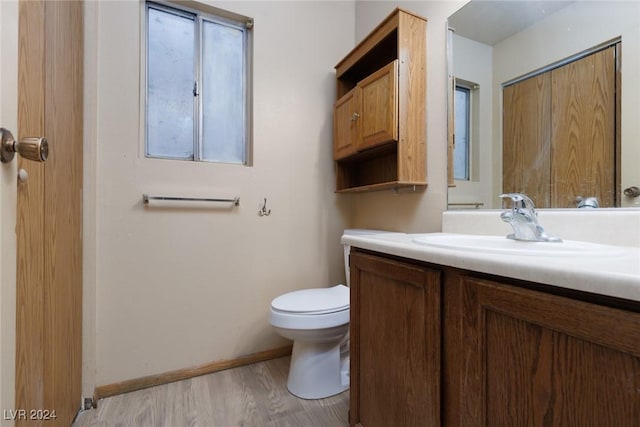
[{"x1": 286, "y1": 337, "x2": 349, "y2": 399}]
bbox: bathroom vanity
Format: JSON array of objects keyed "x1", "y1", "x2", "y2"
[{"x1": 344, "y1": 232, "x2": 640, "y2": 427}]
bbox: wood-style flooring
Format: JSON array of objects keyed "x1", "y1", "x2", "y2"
[{"x1": 73, "y1": 356, "x2": 349, "y2": 427}]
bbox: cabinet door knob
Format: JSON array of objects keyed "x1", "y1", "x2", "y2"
[{"x1": 351, "y1": 112, "x2": 360, "y2": 121}]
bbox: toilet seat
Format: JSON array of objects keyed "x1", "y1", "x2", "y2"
[
  {"x1": 270, "y1": 308, "x2": 349, "y2": 331},
  {"x1": 270, "y1": 285, "x2": 350, "y2": 330},
  {"x1": 271, "y1": 284, "x2": 349, "y2": 315}
]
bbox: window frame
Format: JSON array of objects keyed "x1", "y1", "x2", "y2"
[
  {"x1": 143, "y1": 1, "x2": 253, "y2": 165},
  {"x1": 454, "y1": 82, "x2": 472, "y2": 181}
]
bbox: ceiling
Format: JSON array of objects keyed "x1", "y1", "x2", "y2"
[{"x1": 448, "y1": 1, "x2": 574, "y2": 45}]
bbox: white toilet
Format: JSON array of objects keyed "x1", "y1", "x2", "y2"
[{"x1": 269, "y1": 229, "x2": 391, "y2": 399}]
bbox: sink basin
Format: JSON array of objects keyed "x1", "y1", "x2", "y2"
[{"x1": 412, "y1": 233, "x2": 624, "y2": 257}]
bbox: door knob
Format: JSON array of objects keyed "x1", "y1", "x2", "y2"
[
  {"x1": 0, "y1": 128, "x2": 48, "y2": 163},
  {"x1": 624, "y1": 186, "x2": 640, "y2": 198}
]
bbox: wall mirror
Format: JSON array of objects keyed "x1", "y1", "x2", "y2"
[{"x1": 446, "y1": 1, "x2": 640, "y2": 209}]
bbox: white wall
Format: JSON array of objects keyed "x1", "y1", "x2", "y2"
[
  {"x1": 351, "y1": 1, "x2": 465, "y2": 232},
  {"x1": 0, "y1": 1, "x2": 18, "y2": 422},
  {"x1": 492, "y1": 1, "x2": 640, "y2": 207},
  {"x1": 86, "y1": 1, "x2": 354, "y2": 389}
]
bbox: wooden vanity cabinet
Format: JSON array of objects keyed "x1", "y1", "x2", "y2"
[
  {"x1": 350, "y1": 249, "x2": 640, "y2": 426},
  {"x1": 444, "y1": 272, "x2": 640, "y2": 427},
  {"x1": 349, "y1": 251, "x2": 441, "y2": 427},
  {"x1": 333, "y1": 8, "x2": 426, "y2": 193}
]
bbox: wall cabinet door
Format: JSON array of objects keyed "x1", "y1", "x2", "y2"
[
  {"x1": 333, "y1": 60, "x2": 398, "y2": 161},
  {"x1": 350, "y1": 251, "x2": 440, "y2": 427},
  {"x1": 333, "y1": 88, "x2": 358, "y2": 159},
  {"x1": 445, "y1": 273, "x2": 640, "y2": 426},
  {"x1": 357, "y1": 60, "x2": 398, "y2": 152}
]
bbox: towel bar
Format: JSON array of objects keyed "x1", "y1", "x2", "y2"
[{"x1": 142, "y1": 194, "x2": 240, "y2": 206}]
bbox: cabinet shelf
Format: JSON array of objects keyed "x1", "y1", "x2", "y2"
[
  {"x1": 333, "y1": 8, "x2": 427, "y2": 193},
  {"x1": 335, "y1": 181, "x2": 426, "y2": 194},
  {"x1": 335, "y1": 141, "x2": 426, "y2": 193}
]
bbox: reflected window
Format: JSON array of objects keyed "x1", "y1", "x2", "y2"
[
  {"x1": 145, "y1": 2, "x2": 252, "y2": 164},
  {"x1": 454, "y1": 84, "x2": 471, "y2": 180}
]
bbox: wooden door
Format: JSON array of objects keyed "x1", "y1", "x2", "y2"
[
  {"x1": 503, "y1": 73, "x2": 551, "y2": 207},
  {"x1": 357, "y1": 60, "x2": 398, "y2": 152},
  {"x1": 502, "y1": 46, "x2": 617, "y2": 208},
  {"x1": 551, "y1": 47, "x2": 616, "y2": 207},
  {"x1": 15, "y1": 1, "x2": 83, "y2": 426},
  {"x1": 350, "y1": 251, "x2": 440, "y2": 427},
  {"x1": 446, "y1": 273, "x2": 640, "y2": 426}
]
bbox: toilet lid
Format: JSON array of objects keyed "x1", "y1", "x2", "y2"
[{"x1": 271, "y1": 284, "x2": 349, "y2": 315}]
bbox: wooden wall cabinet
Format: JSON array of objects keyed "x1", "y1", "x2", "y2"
[
  {"x1": 333, "y1": 8, "x2": 426, "y2": 193},
  {"x1": 334, "y1": 61, "x2": 398, "y2": 160},
  {"x1": 349, "y1": 249, "x2": 640, "y2": 426}
]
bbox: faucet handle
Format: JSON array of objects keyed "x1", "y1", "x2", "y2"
[{"x1": 499, "y1": 193, "x2": 536, "y2": 211}]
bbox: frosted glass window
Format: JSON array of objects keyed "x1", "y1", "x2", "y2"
[
  {"x1": 145, "y1": 2, "x2": 251, "y2": 164},
  {"x1": 454, "y1": 85, "x2": 470, "y2": 181},
  {"x1": 201, "y1": 20, "x2": 245, "y2": 163},
  {"x1": 146, "y1": 6, "x2": 195, "y2": 159}
]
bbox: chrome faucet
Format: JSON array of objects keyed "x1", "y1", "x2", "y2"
[
  {"x1": 499, "y1": 193, "x2": 562, "y2": 242},
  {"x1": 576, "y1": 196, "x2": 599, "y2": 208}
]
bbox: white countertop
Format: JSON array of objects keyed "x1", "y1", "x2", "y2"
[{"x1": 342, "y1": 232, "x2": 640, "y2": 303}]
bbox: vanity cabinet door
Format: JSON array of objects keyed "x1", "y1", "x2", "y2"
[
  {"x1": 349, "y1": 251, "x2": 441, "y2": 427},
  {"x1": 444, "y1": 273, "x2": 640, "y2": 427}
]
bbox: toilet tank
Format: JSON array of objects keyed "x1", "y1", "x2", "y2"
[{"x1": 342, "y1": 229, "x2": 398, "y2": 287}]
